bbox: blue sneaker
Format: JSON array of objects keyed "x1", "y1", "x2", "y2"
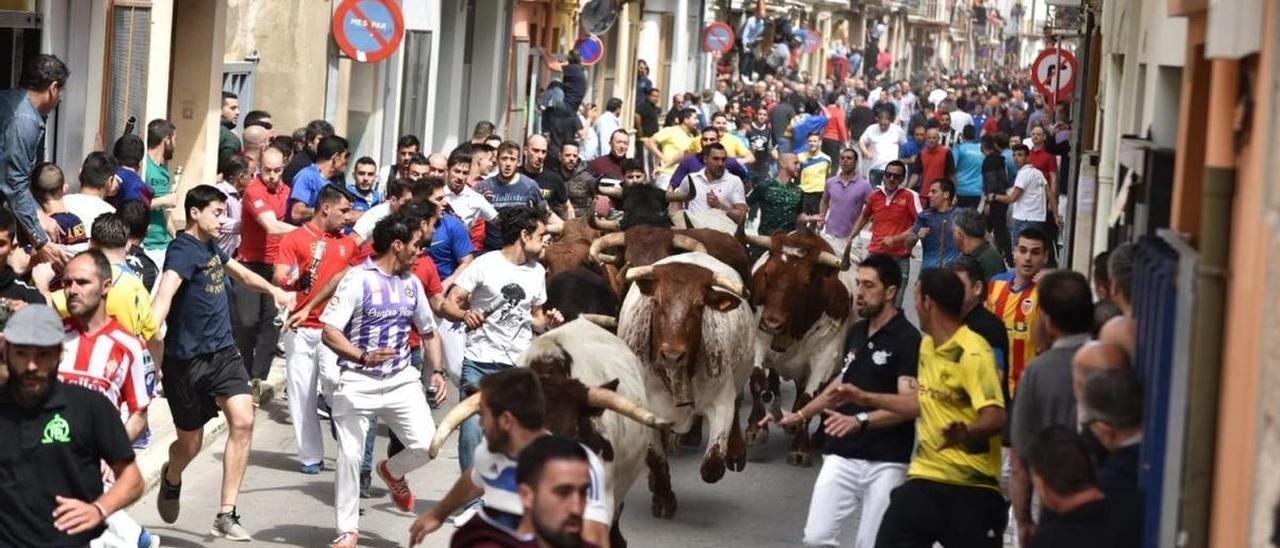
[
  {"x1": 300, "y1": 462, "x2": 323, "y2": 474},
  {"x1": 132, "y1": 427, "x2": 151, "y2": 450}
]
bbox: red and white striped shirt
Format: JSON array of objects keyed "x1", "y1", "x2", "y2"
[{"x1": 57, "y1": 318, "x2": 154, "y2": 422}]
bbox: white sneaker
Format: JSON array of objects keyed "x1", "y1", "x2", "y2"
[{"x1": 452, "y1": 505, "x2": 480, "y2": 528}]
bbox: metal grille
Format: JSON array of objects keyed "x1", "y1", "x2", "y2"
[
  {"x1": 398, "y1": 30, "x2": 433, "y2": 143},
  {"x1": 221, "y1": 62, "x2": 257, "y2": 133},
  {"x1": 106, "y1": 5, "x2": 150, "y2": 142}
]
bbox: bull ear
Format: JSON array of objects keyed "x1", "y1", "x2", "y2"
[
  {"x1": 822, "y1": 276, "x2": 853, "y2": 321},
  {"x1": 597, "y1": 379, "x2": 621, "y2": 392},
  {"x1": 707, "y1": 289, "x2": 742, "y2": 312}
]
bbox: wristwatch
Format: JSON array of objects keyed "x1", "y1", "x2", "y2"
[{"x1": 855, "y1": 412, "x2": 871, "y2": 429}]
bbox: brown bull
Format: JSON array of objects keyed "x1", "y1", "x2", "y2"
[
  {"x1": 740, "y1": 229, "x2": 858, "y2": 466},
  {"x1": 589, "y1": 226, "x2": 752, "y2": 283},
  {"x1": 616, "y1": 254, "x2": 756, "y2": 518},
  {"x1": 542, "y1": 218, "x2": 599, "y2": 275}
]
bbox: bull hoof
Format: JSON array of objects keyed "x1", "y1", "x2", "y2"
[
  {"x1": 786, "y1": 450, "x2": 814, "y2": 467},
  {"x1": 650, "y1": 493, "x2": 677, "y2": 519},
  {"x1": 701, "y1": 450, "x2": 727, "y2": 483},
  {"x1": 744, "y1": 425, "x2": 769, "y2": 446},
  {"x1": 726, "y1": 449, "x2": 747, "y2": 472}
]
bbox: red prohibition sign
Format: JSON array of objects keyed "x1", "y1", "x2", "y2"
[
  {"x1": 332, "y1": 0, "x2": 405, "y2": 63},
  {"x1": 1030, "y1": 47, "x2": 1078, "y2": 103}
]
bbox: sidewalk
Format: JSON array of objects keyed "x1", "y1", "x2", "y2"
[{"x1": 131, "y1": 357, "x2": 289, "y2": 497}]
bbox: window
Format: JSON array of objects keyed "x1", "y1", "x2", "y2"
[
  {"x1": 106, "y1": 2, "x2": 150, "y2": 143},
  {"x1": 398, "y1": 30, "x2": 433, "y2": 141}
]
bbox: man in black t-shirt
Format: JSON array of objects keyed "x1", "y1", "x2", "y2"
[
  {"x1": 773, "y1": 254, "x2": 920, "y2": 547},
  {"x1": 150, "y1": 185, "x2": 293, "y2": 541},
  {"x1": 1026, "y1": 427, "x2": 1143, "y2": 548},
  {"x1": 745, "y1": 109, "x2": 774, "y2": 187},
  {"x1": 0, "y1": 305, "x2": 143, "y2": 546}
]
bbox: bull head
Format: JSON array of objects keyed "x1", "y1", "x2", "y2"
[
  {"x1": 749, "y1": 232, "x2": 851, "y2": 339},
  {"x1": 589, "y1": 230, "x2": 707, "y2": 268},
  {"x1": 626, "y1": 263, "x2": 744, "y2": 406}
]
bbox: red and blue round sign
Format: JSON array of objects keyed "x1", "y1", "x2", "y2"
[
  {"x1": 701, "y1": 22, "x2": 736, "y2": 55},
  {"x1": 574, "y1": 35, "x2": 605, "y2": 66},
  {"x1": 332, "y1": 0, "x2": 405, "y2": 63},
  {"x1": 796, "y1": 28, "x2": 822, "y2": 55}
]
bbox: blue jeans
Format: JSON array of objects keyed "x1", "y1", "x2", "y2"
[
  {"x1": 869, "y1": 168, "x2": 885, "y2": 188},
  {"x1": 458, "y1": 358, "x2": 514, "y2": 472},
  {"x1": 1011, "y1": 219, "x2": 1046, "y2": 248}
]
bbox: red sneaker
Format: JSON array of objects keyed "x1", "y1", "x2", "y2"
[{"x1": 377, "y1": 460, "x2": 415, "y2": 512}]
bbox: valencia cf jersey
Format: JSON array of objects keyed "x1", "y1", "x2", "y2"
[{"x1": 985, "y1": 272, "x2": 1040, "y2": 396}]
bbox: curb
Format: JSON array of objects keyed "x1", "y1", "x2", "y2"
[{"x1": 134, "y1": 359, "x2": 289, "y2": 495}]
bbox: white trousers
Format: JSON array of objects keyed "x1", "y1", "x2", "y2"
[
  {"x1": 285, "y1": 327, "x2": 337, "y2": 466},
  {"x1": 90, "y1": 510, "x2": 143, "y2": 547},
  {"x1": 438, "y1": 316, "x2": 466, "y2": 380},
  {"x1": 802, "y1": 455, "x2": 907, "y2": 548},
  {"x1": 331, "y1": 366, "x2": 436, "y2": 534}
]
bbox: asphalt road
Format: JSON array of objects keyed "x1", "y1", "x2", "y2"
[{"x1": 129, "y1": 253, "x2": 924, "y2": 548}]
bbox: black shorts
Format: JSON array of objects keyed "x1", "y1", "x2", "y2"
[
  {"x1": 875, "y1": 479, "x2": 1008, "y2": 548},
  {"x1": 162, "y1": 346, "x2": 252, "y2": 431},
  {"x1": 801, "y1": 191, "x2": 824, "y2": 215}
]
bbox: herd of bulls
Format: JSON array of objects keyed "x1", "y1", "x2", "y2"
[{"x1": 431, "y1": 183, "x2": 862, "y2": 545}]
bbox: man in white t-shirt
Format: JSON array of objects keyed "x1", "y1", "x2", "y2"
[
  {"x1": 64, "y1": 152, "x2": 119, "y2": 240},
  {"x1": 949, "y1": 99, "x2": 975, "y2": 138},
  {"x1": 408, "y1": 368, "x2": 610, "y2": 547},
  {"x1": 443, "y1": 152, "x2": 498, "y2": 234},
  {"x1": 351, "y1": 179, "x2": 415, "y2": 244},
  {"x1": 993, "y1": 144, "x2": 1049, "y2": 245},
  {"x1": 858, "y1": 106, "x2": 907, "y2": 187},
  {"x1": 676, "y1": 143, "x2": 747, "y2": 224},
  {"x1": 439, "y1": 206, "x2": 563, "y2": 474}
]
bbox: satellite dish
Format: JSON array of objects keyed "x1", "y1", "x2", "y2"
[{"x1": 580, "y1": 0, "x2": 618, "y2": 35}]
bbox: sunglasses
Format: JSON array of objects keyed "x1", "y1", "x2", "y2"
[{"x1": 883, "y1": 172, "x2": 904, "y2": 180}]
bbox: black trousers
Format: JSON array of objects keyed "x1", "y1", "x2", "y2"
[
  {"x1": 986, "y1": 201, "x2": 1013, "y2": 266},
  {"x1": 232, "y1": 261, "x2": 282, "y2": 381},
  {"x1": 875, "y1": 479, "x2": 1008, "y2": 548}
]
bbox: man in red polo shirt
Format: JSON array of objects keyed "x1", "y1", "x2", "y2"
[
  {"x1": 850, "y1": 159, "x2": 921, "y2": 307},
  {"x1": 233, "y1": 146, "x2": 298, "y2": 390},
  {"x1": 1027, "y1": 126, "x2": 1059, "y2": 218},
  {"x1": 918, "y1": 125, "x2": 955, "y2": 191},
  {"x1": 274, "y1": 185, "x2": 355, "y2": 475}
]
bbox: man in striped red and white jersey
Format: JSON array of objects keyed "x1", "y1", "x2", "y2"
[
  {"x1": 56, "y1": 249, "x2": 159, "y2": 548},
  {"x1": 57, "y1": 249, "x2": 153, "y2": 434}
]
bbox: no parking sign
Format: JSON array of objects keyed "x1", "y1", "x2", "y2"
[
  {"x1": 574, "y1": 35, "x2": 605, "y2": 66},
  {"x1": 332, "y1": 0, "x2": 405, "y2": 63},
  {"x1": 701, "y1": 22, "x2": 736, "y2": 55}
]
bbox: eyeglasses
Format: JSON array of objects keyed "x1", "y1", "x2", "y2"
[{"x1": 883, "y1": 172, "x2": 904, "y2": 180}]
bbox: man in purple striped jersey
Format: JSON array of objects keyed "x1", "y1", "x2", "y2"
[{"x1": 320, "y1": 212, "x2": 447, "y2": 548}]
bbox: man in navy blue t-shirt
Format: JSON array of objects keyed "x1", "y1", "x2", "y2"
[
  {"x1": 473, "y1": 141, "x2": 554, "y2": 251},
  {"x1": 150, "y1": 184, "x2": 293, "y2": 541}
]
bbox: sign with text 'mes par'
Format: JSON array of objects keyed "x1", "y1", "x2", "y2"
[{"x1": 332, "y1": 0, "x2": 405, "y2": 63}]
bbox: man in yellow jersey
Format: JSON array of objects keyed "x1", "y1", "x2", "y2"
[
  {"x1": 984, "y1": 226, "x2": 1050, "y2": 397},
  {"x1": 796, "y1": 133, "x2": 833, "y2": 217},
  {"x1": 44, "y1": 214, "x2": 160, "y2": 345},
  {"x1": 832, "y1": 268, "x2": 1007, "y2": 547},
  {"x1": 643, "y1": 108, "x2": 699, "y2": 188}
]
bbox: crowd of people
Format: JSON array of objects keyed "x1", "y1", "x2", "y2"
[{"x1": 0, "y1": 15, "x2": 1138, "y2": 547}]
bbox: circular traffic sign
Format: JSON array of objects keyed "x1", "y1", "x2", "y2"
[
  {"x1": 332, "y1": 0, "x2": 405, "y2": 63},
  {"x1": 1030, "y1": 47, "x2": 1078, "y2": 103},
  {"x1": 701, "y1": 22, "x2": 736, "y2": 55},
  {"x1": 796, "y1": 28, "x2": 822, "y2": 55},
  {"x1": 574, "y1": 35, "x2": 605, "y2": 66}
]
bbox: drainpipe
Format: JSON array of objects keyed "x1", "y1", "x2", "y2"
[
  {"x1": 1179, "y1": 57, "x2": 1237, "y2": 548},
  {"x1": 1092, "y1": 55, "x2": 1121, "y2": 252}
]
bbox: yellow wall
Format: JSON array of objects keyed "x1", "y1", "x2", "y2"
[
  {"x1": 168, "y1": 0, "x2": 226, "y2": 197},
  {"x1": 223, "y1": 0, "x2": 331, "y2": 136}
]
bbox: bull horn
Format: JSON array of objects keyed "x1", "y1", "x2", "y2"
[
  {"x1": 587, "y1": 387, "x2": 673, "y2": 430},
  {"x1": 817, "y1": 251, "x2": 843, "y2": 269},
  {"x1": 545, "y1": 222, "x2": 564, "y2": 235},
  {"x1": 665, "y1": 185, "x2": 691, "y2": 202},
  {"x1": 596, "y1": 185, "x2": 623, "y2": 199},
  {"x1": 840, "y1": 235, "x2": 856, "y2": 270},
  {"x1": 710, "y1": 273, "x2": 745, "y2": 298},
  {"x1": 588, "y1": 215, "x2": 621, "y2": 232},
  {"x1": 670, "y1": 234, "x2": 707, "y2": 254},
  {"x1": 589, "y1": 232, "x2": 626, "y2": 266},
  {"x1": 579, "y1": 314, "x2": 618, "y2": 329},
  {"x1": 742, "y1": 232, "x2": 773, "y2": 249},
  {"x1": 429, "y1": 393, "x2": 481, "y2": 459},
  {"x1": 624, "y1": 264, "x2": 655, "y2": 282}
]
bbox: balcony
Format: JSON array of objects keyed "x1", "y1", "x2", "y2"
[{"x1": 907, "y1": 0, "x2": 949, "y2": 26}]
